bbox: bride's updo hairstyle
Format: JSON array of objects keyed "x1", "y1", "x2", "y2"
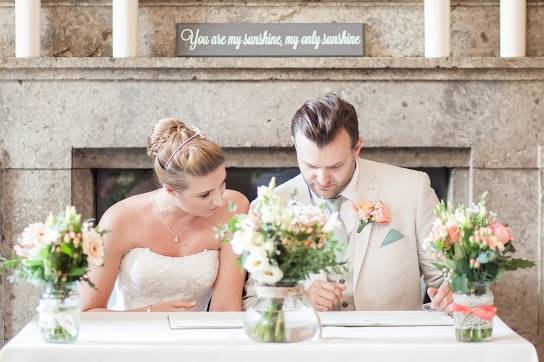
[{"x1": 147, "y1": 118, "x2": 225, "y2": 191}]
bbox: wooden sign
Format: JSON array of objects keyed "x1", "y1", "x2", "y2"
[{"x1": 176, "y1": 23, "x2": 364, "y2": 57}]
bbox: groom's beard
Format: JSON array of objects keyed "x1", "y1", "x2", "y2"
[{"x1": 304, "y1": 159, "x2": 357, "y2": 199}]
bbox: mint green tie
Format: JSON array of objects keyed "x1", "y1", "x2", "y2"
[{"x1": 324, "y1": 197, "x2": 349, "y2": 269}]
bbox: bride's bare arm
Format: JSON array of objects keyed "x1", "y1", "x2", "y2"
[
  {"x1": 209, "y1": 191, "x2": 249, "y2": 311},
  {"x1": 80, "y1": 205, "x2": 128, "y2": 311}
]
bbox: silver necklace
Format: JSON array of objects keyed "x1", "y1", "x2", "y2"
[{"x1": 153, "y1": 190, "x2": 194, "y2": 243}]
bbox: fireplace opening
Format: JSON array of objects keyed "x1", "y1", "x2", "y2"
[{"x1": 94, "y1": 167, "x2": 449, "y2": 222}]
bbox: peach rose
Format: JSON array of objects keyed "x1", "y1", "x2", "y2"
[
  {"x1": 353, "y1": 201, "x2": 374, "y2": 220},
  {"x1": 445, "y1": 221, "x2": 461, "y2": 244},
  {"x1": 490, "y1": 222, "x2": 513, "y2": 246},
  {"x1": 372, "y1": 201, "x2": 391, "y2": 224},
  {"x1": 82, "y1": 229, "x2": 105, "y2": 266}
]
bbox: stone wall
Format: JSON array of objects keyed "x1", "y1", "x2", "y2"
[
  {"x1": 0, "y1": 1, "x2": 543, "y2": 57},
  {"x1": 0, "y1": 0, "x2": 542, "y2": 357}
]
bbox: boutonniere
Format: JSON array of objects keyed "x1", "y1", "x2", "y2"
[{"x1": 353, "y1": 200, "x2": 391, "y2": 233}]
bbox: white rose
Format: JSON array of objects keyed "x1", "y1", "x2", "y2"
[
  {"x1": 253, "y1": 264, "x2": 283, "y2": 285},
  {"x1": 82, "y1": 229, "x2": 105, "y2": 266},
  {"x1": 17, "y1": 223, "x2": 59, "y2": 258},
  {"x1": 243, "y1": 251, "x2": 269, "y2": 274},
  {"x1": 248, "y1": 232, "x2": 264, "y2": 249},
  {"x1": 230, "y1": 231, "x2": 248, "y2": 255}
]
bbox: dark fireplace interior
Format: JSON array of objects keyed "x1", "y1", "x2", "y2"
[{"x1": 94, "y1": 167, "x2": 450, "y2": 222}]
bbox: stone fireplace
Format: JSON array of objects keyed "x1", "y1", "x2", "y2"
[
  {"x1": 0, "y1": 0, "x2": 543, "y2": 357},
  {"x1": 0, "y1": 57, "x2": 542, "y2": 354}
]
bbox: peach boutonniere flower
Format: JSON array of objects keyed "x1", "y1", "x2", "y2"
[{"x1": 353, "y1": 200, "x2": 391, "y2": 233}]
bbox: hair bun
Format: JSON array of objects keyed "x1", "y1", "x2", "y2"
[{"x1": 147, "y1": 118, "x2": 188, "y2": 158}]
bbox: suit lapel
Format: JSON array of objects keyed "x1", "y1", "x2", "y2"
[
  {"x1": 292, "y1": 175, "x2": 312, "y2": 204},
  {"x1": 352, "y1": 160, "x2": 380, "y2": 289}
]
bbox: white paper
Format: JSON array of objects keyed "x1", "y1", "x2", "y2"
[
  {"x1": 167, "y1": 311, "x2": 453, "y2": 330},
  {"x1": 319, "y1": 311, "x2": 454, "y2": 327},
  {"x1": 168, "y1": 312, "x2": 244, "y2": 330}
]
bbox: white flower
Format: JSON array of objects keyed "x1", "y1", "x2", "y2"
[
  {"x1": 260, "y1": 205, "x2": 282, "y2": 225},
  {"x1": 243, "y1": 250, "x2": 269, "y2": 274},
  {"x1": 257, "y1": 178, "x2": 277, "y2": 199},
  {"x1": 253, "y1": 264, "x2": 283, "y2": 285},
  {"x1": 16, "y1": 223, "x2": 59, "y2": 258},
  {"x1": 230, "y1": 230, "x2": 249, "y2": 255},
  {"x1": 323, "y1": 212, "x2": 341, "y2": 232},
  {"x1": 231, "y1": 228, "x2": 264, "y2": 255},
  {"x1": 262, "y1": 240, "x2": 275, "y2": 254},
  {"x1": 454, "y1": 208, "x2": 469, "y2": 225},
  {"x1": 82, "y1": 229, "x2": 105, "y2": 266},
  {"x1": 240, "y1": 217, "x2": 256, "y2": 231}
]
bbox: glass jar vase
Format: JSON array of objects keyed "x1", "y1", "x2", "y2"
[
  {"x1": 36, "y1": 282, "x2": 81, "y2": 343},
  {"x1": 453, "y1": 284, "x2": 496, "y2": 342},
  {"x1": 244, "y1": 285, "x2": 320, "y2": 343}
]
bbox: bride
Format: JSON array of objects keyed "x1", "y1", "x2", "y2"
[{"x1": 81, "y1": 118, "x2": 249, "y2": 312}]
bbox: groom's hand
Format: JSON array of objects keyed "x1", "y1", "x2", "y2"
[
  {"x1": 307, "y1": 281, "x2": 345, "y2": 311},
  {"x1": 427, "y1": 281, "x2": 453, "y2": 314}
]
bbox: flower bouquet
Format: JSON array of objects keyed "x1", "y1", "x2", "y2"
[
  {"x1": 217, "y1": 178, "x2": 346, "y2": 342},
  {"x1": 1, "y1": 206, "x2": 105, "y2": 343},
  {"x1": 426, "y1": 194, "x2": 534, "y2": 342}
]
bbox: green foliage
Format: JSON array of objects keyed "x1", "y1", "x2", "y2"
[
  {"x1": 1, "y1": 206, "x2": 104, "y2": 289},
  {"x1": 429, "y1": 194, "x2": 534, "y2": 295}
]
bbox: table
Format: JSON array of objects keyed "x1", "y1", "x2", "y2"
[{"x1": 0, "y1": 312, "x2": 538, "y2": 362}]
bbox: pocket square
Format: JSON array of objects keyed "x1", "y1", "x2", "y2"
[{"x1": 381, "y1": 229, "x2": 404, "y2": 247}]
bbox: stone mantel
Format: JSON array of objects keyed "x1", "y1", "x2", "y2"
[{"x1": 1, "y1": 57, "x2": 544, "y2": 80}]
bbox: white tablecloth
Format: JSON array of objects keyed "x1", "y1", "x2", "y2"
[{"x1": 0, "y1": 312, "x2": 538, "y2": 362}]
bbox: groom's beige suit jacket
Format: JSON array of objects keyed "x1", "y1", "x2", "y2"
[{"x1": 266, "y1": 158, "x2": 443, "y2": 310}]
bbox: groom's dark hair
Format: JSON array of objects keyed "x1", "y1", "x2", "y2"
[{"x1": 291, "y1": 93, "x2": 359, "y2": 149}]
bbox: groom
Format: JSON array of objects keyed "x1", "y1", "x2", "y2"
[{"x1": 271, "y1": 94, "x2": 453, "y2": 313}]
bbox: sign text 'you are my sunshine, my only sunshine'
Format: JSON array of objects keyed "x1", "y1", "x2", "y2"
[{"x1": 176, "y1": 23, "x2": 364, "y2": 56}]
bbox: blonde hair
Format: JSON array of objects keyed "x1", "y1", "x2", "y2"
[{"x1": 147, "y1": 118, "x2": 225, "y2": 191}]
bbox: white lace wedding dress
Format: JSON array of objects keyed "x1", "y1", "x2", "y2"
[{"x1": 110, "y1": 248, "x2": 219, "y2": 311}]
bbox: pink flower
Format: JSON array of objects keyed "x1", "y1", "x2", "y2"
[
  {"x1": 353, "y1": 201, "x2": 374, "y2": 221},
  {"x1": 372, "y1": 201, "x2": 391, "y2": 224},
  {"x1": 445, "y1": 221, "x2": 460, "y2": 244},
  {"x1": 431, "y1": 224, "x2": 448, "y2": 242},
  {"x1": 474, "y1": 227, "x2": 505, "y2": 251},
  {"x1": 490, "y1": 222, "x2": 513, "y2": 246}
]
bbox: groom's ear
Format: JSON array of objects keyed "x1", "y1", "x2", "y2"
[{"x1": 354, "y1": 137, "x2": 364, "y2": 156}]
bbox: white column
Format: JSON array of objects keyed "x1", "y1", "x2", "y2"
[
  {"x1": 424, "y1": 0, "x2": 451, "y2": 58},
  {"x1": 500, "y1": 0, "x2": 526, "y2": 57},
  {"x1": 112, "y1": 0, "x2": 138, "y2": 58},
  {"x1": 15, "y1": 0, "x2": 41, "y2": 58}
]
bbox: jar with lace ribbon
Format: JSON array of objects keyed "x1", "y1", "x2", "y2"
[
  {"x1": 37, "y1": 282, "x2": 81, "y2": 343},
  {"x1": 453, "y1": 283, "x2": 496, "y2": 342},
  {"x1": 244, "y1": 284, "x2": 320, "y2": 343}
]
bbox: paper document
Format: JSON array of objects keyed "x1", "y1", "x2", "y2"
[
  {"x1": 168, "y1": 312, "x2": 244, "y2": 330},
  {"x1": 319, "y1": 311, "x2": 454, "y2": 327}
]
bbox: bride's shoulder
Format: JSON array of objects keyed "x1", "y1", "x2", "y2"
[{"x1": 99, "y1": 192, "x2": 152, "y2": 231}]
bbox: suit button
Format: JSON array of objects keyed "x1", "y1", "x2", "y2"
[{"x1": 342, "y1": 302, "x2": 349, "y2": 308}]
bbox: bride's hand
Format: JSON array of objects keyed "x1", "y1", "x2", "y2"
[{"x1": 150, "y1": 299, "x2": 197, "y2": 312}]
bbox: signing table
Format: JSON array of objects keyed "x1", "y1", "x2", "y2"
[{"x1": 0, "y1": 312, "x2": 538, "y2": 362}]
